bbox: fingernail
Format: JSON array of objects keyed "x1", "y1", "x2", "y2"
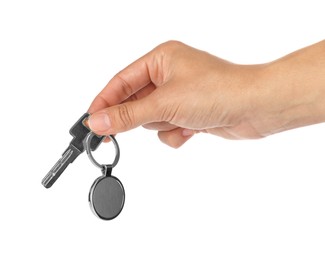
[
  {"x1": 182, "y1": 129, "x2": 195, "y2": 137},
  {"x1": 89, "y1": 113, "x2": 111, "y2": 131}
]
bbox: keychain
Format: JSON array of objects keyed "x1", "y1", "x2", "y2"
[
  {"x1": 41, "y1": 113, "x2": 125, "y2": 220},
  {"x1": 83, "y1": 132, "x2": 125, "y2": 220}
]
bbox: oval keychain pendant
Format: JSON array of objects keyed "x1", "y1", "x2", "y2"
[
  {"x1": 89, "y1": 167, "x2": 125, "y2": 220},
  {"x1": 84, "y1": 133, "x2": 125, "y2": 220}
]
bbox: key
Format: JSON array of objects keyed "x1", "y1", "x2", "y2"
[{"x1": 41, "y1": 113, "x2": 104, "y2": 188}]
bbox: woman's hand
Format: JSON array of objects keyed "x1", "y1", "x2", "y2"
[{"x1": 88, "y1": 40, "x2": 325, "y2": 147}]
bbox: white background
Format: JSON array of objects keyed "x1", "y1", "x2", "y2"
[{"x1": 1, "y1": 1, "x2": 325, "y2": 259}]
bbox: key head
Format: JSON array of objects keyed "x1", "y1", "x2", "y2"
[
  {"x1": 69, "y1": 113, "x2": 103, "y2": 152},
  {"x1": 89, "y1": 175, "x2": 125, "y2": 220}
]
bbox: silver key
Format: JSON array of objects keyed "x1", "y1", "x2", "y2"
[{"x1": 42, "y1": 113, "x2": 104, "y2": 188}]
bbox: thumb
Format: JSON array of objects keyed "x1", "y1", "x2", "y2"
[{"x1": 88, "y1": 98, "x2": 155, "y2": 135}]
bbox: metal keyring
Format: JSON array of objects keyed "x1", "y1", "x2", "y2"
[{"x1": 84, "y1": 132, "x2": 120, "y2": 170}]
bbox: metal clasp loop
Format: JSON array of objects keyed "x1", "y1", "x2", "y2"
[{"x1": 83, "y1": 132, "x2": 120, "y2": 171}]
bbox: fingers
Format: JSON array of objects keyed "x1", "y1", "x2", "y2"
[
  {"x1": 142, "y1": 122, "x2": 177, "y2": 131},
  {"x1": 122, "y1": 83, "x2": 157, "y2": 103},
  {"x1": 158, "y1": 128, "x2": 195, "y2": 148},
  {"x1": 89, "y1": 96, "x2": 156, "y2": 135},
  {"x1": 88, "y1": 63, "x2": 150, "y2": 113},
  {"x1": 88, "y1": 48, "x2": 165, "y2": 114}
]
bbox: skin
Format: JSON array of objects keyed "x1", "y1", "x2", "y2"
[{"x1": 88, "y1": 40, "x2": 325, "y2": 148}]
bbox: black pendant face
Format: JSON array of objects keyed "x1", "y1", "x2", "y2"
[{"x1": 89, "y1": 176, "x2": 125, "y2": 220}]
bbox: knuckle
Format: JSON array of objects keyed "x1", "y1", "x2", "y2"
[
  {"x1": 150, "y1": 41, "x2": 187, "y2": 86},
  {"x1": 154, "y1": 41, "x2": 186, "y2": 59},
  {"x1": 115, "y1": 74, "x2": 134, "y2": 98},
  {"x1": 117, "y1": 104, "x2": 134, "y2": 130},
  {"x1": 158, "y1": 40, "x2": 185, "y2": 51},
  {"x1": 158, "y1": 131, "x2": 182, "y2": 149}
]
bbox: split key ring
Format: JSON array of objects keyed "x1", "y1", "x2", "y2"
[{"x1": 83, "y1": 132, "x2": 120, "y2": 170}]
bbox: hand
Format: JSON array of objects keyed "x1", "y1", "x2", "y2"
[{"x1": 88, "y1": 40, "x2": 325, "y2": 147}]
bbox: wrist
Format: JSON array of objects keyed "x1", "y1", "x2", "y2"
[{"x1": 249, "y1": 50, "x2": 325, "y2": 136}]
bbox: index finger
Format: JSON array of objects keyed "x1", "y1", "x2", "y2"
[{"x1": 88, "y1": 49, "x2": 162, "y2": 114}]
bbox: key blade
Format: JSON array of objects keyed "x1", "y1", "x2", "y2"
[
  {"x1": 41, "y1": 113, "x2": 104, "y2": 189},
  {"x1": 42, "y1": 145, "x2": 81, "y2": 188}
]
